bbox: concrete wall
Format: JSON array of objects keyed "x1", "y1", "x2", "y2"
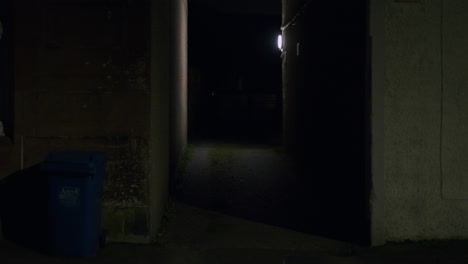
[
  {"x1": 384, "y1": 0, "x2": 468, "y2": 241},
  {"x1": 369, "y1": 0, "x2": 385, "y2": 247},
  {"x1": 282, "y1": 0, "x2": 468, "y2": 244},
  {"x1": 15, "y1": 0, "x2": 152, "y2": 243},
  {"x1": 0, "y1": 0, "x2": 184, "y2": 243}
]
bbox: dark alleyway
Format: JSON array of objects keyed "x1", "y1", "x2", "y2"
[
  {"x1": 173, "y1": 141, "x2": 303, "y2": 230},
  {"x1": 0, "y1": 0, "x2": 466, "y2": 259},
  {"x1": 172, "y1": 141, "x2": 367, "y2": 244}
]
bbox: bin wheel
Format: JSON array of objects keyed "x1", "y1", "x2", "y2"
[{"x1": 99, "y1": 230, "x2": 109, "y2": 248}]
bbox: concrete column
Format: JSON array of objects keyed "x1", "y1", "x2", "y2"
[
  {"x1": 169, "y1": 0, "x2": 188, "y2": 179},
  {"x1": 149, "y1": 0, "x2": 171, "y2": 241}
]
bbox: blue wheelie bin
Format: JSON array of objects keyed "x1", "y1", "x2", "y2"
[{"x1": 40, "y1": 151, "x2": 107, "y2": 257}]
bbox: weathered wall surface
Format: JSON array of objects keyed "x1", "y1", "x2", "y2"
[
  {"x1": 384, "y1": 0, "x2": 468, "y2": 241},
  {"x1": 440, "y1": 0, "x2": 468, "y2": 200},
  {"x1": 4, "y1": 0, "x2": 154, "y2": 243},
  {"x1": 369, "y1": 0, "x2": 385, "y2": 246}
]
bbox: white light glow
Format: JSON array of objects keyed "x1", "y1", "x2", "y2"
[{"x1": 277, "y1": 34, "x2": 283, "y2": 50}]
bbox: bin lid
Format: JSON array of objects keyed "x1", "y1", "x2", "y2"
[{"x1": 40, "y1": 151, "x2": 108, "y2": 175}]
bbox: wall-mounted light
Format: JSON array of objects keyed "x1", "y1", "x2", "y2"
[{"x1": 277, "y1": 34, "x2": 283, "y2": 51}]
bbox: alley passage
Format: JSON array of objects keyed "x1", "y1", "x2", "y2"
[{"x1": 173, "y1": 141, "x2": 309, "y2": 231}]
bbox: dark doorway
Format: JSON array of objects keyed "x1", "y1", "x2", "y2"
[{"x1": 0, "y1": 0, "x2": 14, "y2": 140}]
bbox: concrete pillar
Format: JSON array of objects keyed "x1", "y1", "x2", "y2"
[
  {"x1": 149, "y1": 0, "x2": 170, "y2": 241},
  {"x1": 169, "y1": 0, "x2": 188, "y2": 180}
]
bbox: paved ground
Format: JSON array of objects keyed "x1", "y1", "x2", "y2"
[
  {"x1": 174, "y1": 141, "x2": 303, "y2": 230},
  {"x1": 2, "y1": 202, "x2": 468, "y2": 263},
  {"x1": 173, "y1": 141, "x2": 367, "y2": 243},
  {"x1": 2, "y1": 141, "x2": 468, "y2": 263}
]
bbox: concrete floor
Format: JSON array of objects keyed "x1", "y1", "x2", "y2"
[
  {"x1": 173, "y1": 141, "x2": 366, "y2": 243},
  {"x1": 2, "y1": 141, "x2": 468, "y2": 263},
  {"x1": 173, "y1": 141, "x2": 303, "y2": 230},
  {"x1": 2, "y1": 202, "x2": 468, "y2": 263}
]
